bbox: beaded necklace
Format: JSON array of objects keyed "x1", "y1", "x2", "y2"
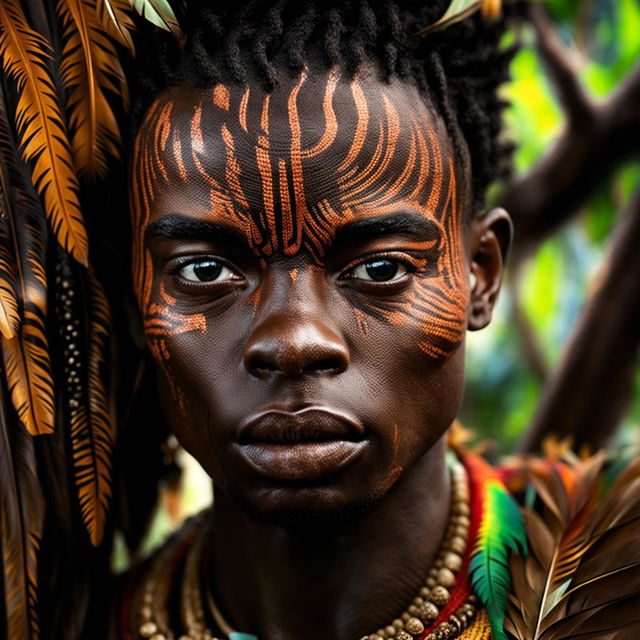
[{"x1": 133, "y1": 457, "x2": 479, "y2": 640}]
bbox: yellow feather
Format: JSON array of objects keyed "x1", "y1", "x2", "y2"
[
  {"x1": 0, "y1": 0, "x2": 88, "y2": 266},
  {"x1": 57, "y1": 0, "x2": 126, "y2": 180},
  {"x1": 0, "y1": 223, "x2": 20, "y2": 340},
  {"x1": 97, "y1": 0, "x2": 135, "y2": 52}
]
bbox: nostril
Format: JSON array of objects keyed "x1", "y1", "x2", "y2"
[
  {"x1": 303, "y1": 358, "x2": 345, "y2": 375},
  {"x1": 249, "y1": 358, "x2": 279, "y2": 376}
]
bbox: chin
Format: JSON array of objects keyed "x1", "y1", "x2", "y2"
[{"x1": 226, "y1": 481, "x2": 384, "y2": 530}]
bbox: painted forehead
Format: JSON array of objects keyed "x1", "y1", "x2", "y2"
[{"x1": 130, "y1": 69, "x2": 464, "y2": 261}]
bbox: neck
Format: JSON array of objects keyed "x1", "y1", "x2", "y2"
[{"x1": 209, "y1": 437, "x2": 451, "y2": 640}]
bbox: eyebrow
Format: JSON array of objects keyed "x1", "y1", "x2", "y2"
[
  {"x1": 332, "y1": 211, "x2": 441, "y2": 248},
  {"x1": 145, "y1": 213, "x2": 248, "y2": 247}
]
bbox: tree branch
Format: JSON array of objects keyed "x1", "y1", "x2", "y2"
[
  {"x1": 517, "y1": 185, "x2": 640, "y2": 453},
  {"x1": 501, "y1": 3, "x2": 640, "y2": 257}
]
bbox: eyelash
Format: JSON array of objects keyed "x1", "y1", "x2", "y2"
[
  {"x1": 340, "y1": 252, "x2": 427, "y2": 285},
  {"x1": 165, "y1": 251, "x2": 427, "y2": 291},
  {"x1": 167, "y1": 255, "x2": 243, "y2": 288}
]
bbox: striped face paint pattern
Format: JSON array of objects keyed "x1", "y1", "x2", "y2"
[{"x1": 131, "y1": 69, "x2": 470, "y2": 362}]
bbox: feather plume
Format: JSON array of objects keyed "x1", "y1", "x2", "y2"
[
  {"x1": 96, "y1": 0, "x2": 135, "y2": 52},
  {"x1": 0, "y1": 100, "x2": 20, "y2": 340},
  {"x1": 129, "y1": 0, "x2": 182, "y2": 38},
  {"x1": 0, "y1": 386, "x2": 45, "y2": 640},
  {"x1": 56, "y1": 0, "x2": 125, "y2": 180},
  {"x1": 505, "y1": 454, "x2": 640, "y2": 639},
  {"x1": 418, "y1": 0, "x2": 503, "y2": 35},
  {"x1": 71, "y1": 269, "x2": 113, "y2": 546},
  {"x1": 466, "y1": 453, "x2": 527, "y2": 640},
  {"x1": 0, "y1": 0, "x2": 89, "y2": 265},
  {"x1": 0, "y1": 81, "x2": 55, "y2": 438}
]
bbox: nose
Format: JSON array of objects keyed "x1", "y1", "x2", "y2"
[{"x1": 243, "y1": 312, "x2": 349, "y2": 378}]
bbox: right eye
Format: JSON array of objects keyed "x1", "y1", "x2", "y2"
[{"x1": 177, "y1": 259, "x2": 238, "y2": 283}]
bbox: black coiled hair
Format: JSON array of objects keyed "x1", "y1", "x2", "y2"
[{"x1": 130, "y1": 0, "x2": 515, "y2": 212}]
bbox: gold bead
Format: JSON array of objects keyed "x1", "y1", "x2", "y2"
[
  {"x1": 454, "y1": 525, "x2": 468, "y2": 538},
  {"x1": 401, "y1": 612, "x2": 410, "y2": 622},
  {"x1": 393, "y1": 619, "x2": 404, "y2": 630},
  {"x1": 456, "y1": 514, "x2": 470, "y2": 528},
  {"x1": 395, "y1": 632, "x2": 412, "y2": 640},
  {"x1": 443, "y1": 552, "x2": 462, "y2": 572},
  {"x1": 371, "y1": 635, "x2": 384, "y2": 640},
  {"x1": 385, "y1": 624, "x2": 397, "y2": 637},
  {"x1": 449, "y1": 536, "x2": 466, "y2": 555},
  {"x1": 420, "y1": 586, "x2": 431, "y2": 598},
  {"x1": 149, "y1": 635, "x2": 166, "y2": 640},
  {"x1": 418, "y1": 602, "x2": 439, "y2": 623},
  {"x1": 431, "y1": 586, "x2": 450, "y2": 606},
  {"x1": 453, "y1": 502, "x2": 470, "y2": 516},
  {"x1": 426, "y1": 577, "x2": 436, "y2": 588},
  {"x1": 413, "y1": 596, "x2": 424, "y2": 607},
  {"x1": 139, "y1": 621, "x2": 158, "y2": 638},
  {"x1": 140, "y1": 606, "x2": 152, "y2": 619},
  {"x1": 405, "y1": 617, "x2": 425, "y2": 635},
  {"x1": 437, "y1": 568, "x2": 456, "y2": 588},
  {"x1": 408, "y1": 605, "x2": 419, "y2": 616}
]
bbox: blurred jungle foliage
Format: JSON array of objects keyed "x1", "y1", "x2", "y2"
[{"x1": 462, "y1": 0, "x2": 640, "y2": 454}]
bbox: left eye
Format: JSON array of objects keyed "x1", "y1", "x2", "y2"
[
  {"x1": 350, "y1": 259, "x2": 407, "y2": 282},
  {"x1": 178, "y1": 259, "x2": 237, "y2": 283}
]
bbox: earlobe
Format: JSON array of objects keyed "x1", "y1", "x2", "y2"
[{"x1": 468, "y1": 207, "x2": 513, "y2": 331}]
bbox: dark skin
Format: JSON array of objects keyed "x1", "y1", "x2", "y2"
[{"x1": 130, "y1": 67, "x2": 511, "y2": 640}]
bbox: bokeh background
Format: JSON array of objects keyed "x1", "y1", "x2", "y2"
[{"x1": 114, "y1": 0, "x2": 640, "y2": 567}]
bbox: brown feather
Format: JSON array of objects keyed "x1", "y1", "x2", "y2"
[
  {"x1": 71, "y1": 270, "x2": 113, "y2": 546},
  {"x1": 57, "y1": 0, "x2": 125, "y2": 180},
  {"x1": 0, "y1": 386, "x2": 45, "y2": 640},
  {"x1": 505, "y1": 455, "x2": 640, "y2": 639},
  {"x1": 0, "y1": 98, "x2": 20, "y2": 340},
  {"x1": 0, "y1": 79, "x2": 54, "y2": 438},
  {"x1": 96, "y1": 0, "x2": 135, "y2": 52},
  {"x1": 0, "y1": 0, "x2": 88, "y2": 265}
]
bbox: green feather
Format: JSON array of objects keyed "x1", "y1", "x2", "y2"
[{"x1": 469, "y1": 481, "x2": 527, "y2": 640}]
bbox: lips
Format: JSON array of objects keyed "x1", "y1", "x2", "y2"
[{"x1": 231, "y1": 407, "x2": 367, "y2": 481}]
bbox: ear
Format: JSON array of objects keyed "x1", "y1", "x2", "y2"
[{"x1": 468, "y1": 207, "x2": 512, "y2": 331}]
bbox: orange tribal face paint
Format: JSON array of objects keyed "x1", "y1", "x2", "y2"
[{"x1": 130, "y1": 68, "x2": 474, "y2": 520}]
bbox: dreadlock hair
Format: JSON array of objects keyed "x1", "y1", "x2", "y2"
[{"x1": 130, "y1": 0, "x2": 516, "y2": 213}]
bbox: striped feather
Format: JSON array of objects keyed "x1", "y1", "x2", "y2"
[
  {"x1": 73, "y1": 270, "x2": 113, "y2": 545},
  {"x1": 0, "y1": 98, "x2": 20, "y2": 340},
  {"x1": 96, "y1": 0, "x2": 135, "y2": 52},
  {"x1": 502, "y1": 454, "x2": 640, "y2": 640},
  {"x1": 0, "y1": 80, "x2": 54, "y2": 438},
  {"x1": 0, "y1": 219, "x2": 19, "y2": 339},
  {"x1": 0, "y1": 387, "x2": 44, "y2": 640},
  {"x1": 57, "y1": 0, "x2": 125, "y2": 179},
  {"x1": 0, "y1": 0, "x2": 89, "y2": 266},
  {"x1": 466, "y1": 453, "x2": 527, "y2": 640}
]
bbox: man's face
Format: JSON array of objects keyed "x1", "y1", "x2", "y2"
[{"x1": 130, "y1": 69, "x2": 474, "y2": 523}]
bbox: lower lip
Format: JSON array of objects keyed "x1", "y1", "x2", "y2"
[{"x1": 232, "y1": 440, "x2": 367, "y2": 481}]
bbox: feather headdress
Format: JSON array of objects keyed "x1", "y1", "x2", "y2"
[{"x1": 0, "y1": 1, "x2": 181, "y2": 637}]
